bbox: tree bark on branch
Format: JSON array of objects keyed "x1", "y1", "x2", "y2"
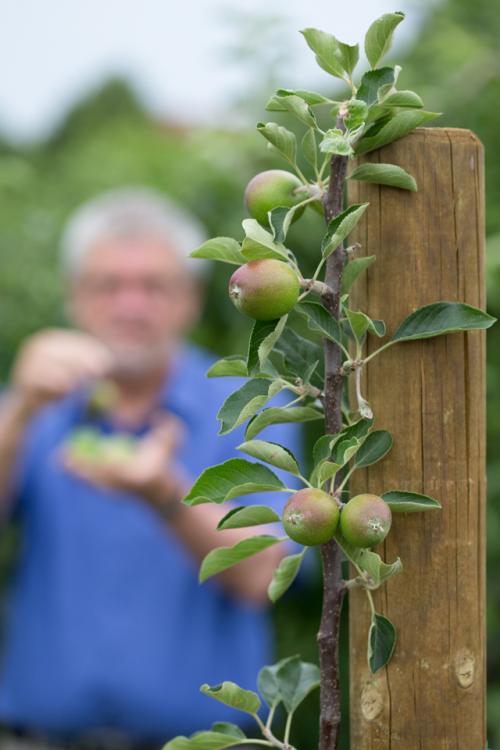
[{"x1": 317, "y1": 146, "x2": 348, "y2": 750}]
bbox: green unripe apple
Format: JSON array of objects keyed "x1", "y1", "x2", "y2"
[
  {"x1": 340, "y1": 494, "x2": 392, "y2": 548},
  {"x1": 87, "y1": 379, "x2": 119, "y2": 415},
  {"x1": 66, "y1": 429, "x2": 137, "y2": 464},
  {"x1": 228, "y1": 259, "x2": 300, "y2": 320},
  {"x1": 66, "y1": 427, "x2": 103, "y2": 461},
  {"x1": 282, "y1": 488, "x2": 340, "y2": 546},
  {"x1": 244, "y1": 169, "x2": 305, "y2": 226},
  {"x1": 100, "y1": 434, "x2": 137, "y2": 463}
]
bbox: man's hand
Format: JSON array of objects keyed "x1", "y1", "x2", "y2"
[
  {"x1": 12, "y1": 329, "x2": 113, "y2": 414},
  {"x1": 64, "y1": 414, "x2": 285, "y2": 604},
  {"x1": 63, "y1": 414, "x2": 189, "y2": 516}
]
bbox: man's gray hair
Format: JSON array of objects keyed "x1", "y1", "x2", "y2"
[{"x1": 60, "y1": 186, "x2": 209, "y2": 278}]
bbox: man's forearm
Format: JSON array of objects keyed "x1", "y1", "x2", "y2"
[
  {"x1": 161, "y1": 486, "x2": 285, "y2": 605},
  {"x1": 0, "y1": 391, "x2": 36, "y2": 516}
]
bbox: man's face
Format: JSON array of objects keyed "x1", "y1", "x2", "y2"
[{"x1": 69, "y1": 235, "x2": 201, "y2": 375}]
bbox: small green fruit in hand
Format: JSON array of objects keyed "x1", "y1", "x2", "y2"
[
  {"x1": 66, "y1": 429, "x2": 137, "y2": 465},
  {"x1": 100, "y1": 434, "x2": 137, "y2": 463},
  {"x1": 340, "y1": 494, "x2": 392, "y2": 548},
  {"x1": 244, "y1": 169, "x2": 305, "y2": 226},
  {"x1": 228, "y1": 259, "x2": 300, "y2": 321},
  {"x1": 87, "y1": 379, "x2": 119, "y2": 415},
  {"x1": 66, "y1": 427, "x2": 103, "y2": 461},
  {"x1": 282, "y1": 488, "x2": 340, "y2": 546}
]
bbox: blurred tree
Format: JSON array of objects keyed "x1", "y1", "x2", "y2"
[{"x1": 47, "y1": 78, "x2": 149, "y2": 149}]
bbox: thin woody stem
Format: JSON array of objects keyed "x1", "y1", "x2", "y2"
[
  {"x1": 317, "y1": 120, "x2": 349, "y2": 750},
  {"x1": 254, "y1": 713, "x2": 297, "y2": 750}
]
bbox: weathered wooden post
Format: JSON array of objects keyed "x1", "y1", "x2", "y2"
[{"x1": 347, "y1": 127, "x2": 487, "y2": 749}]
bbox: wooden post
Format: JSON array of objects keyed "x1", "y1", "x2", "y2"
[{"x1": 347, "y1": 128, "x2": 487, "y2": 749}]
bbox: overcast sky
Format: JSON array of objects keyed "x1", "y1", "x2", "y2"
[{"x1": 0, "y1": 0, "x2": 435, "y2": 142}]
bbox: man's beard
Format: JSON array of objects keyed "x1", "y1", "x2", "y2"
[{"x1": 106, "y1": 338, "x2": 176, "y2": 379}]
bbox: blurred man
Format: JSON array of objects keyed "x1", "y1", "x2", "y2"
[{"x1": 0, "y1": 188, "x2": 300, "y2": 749}]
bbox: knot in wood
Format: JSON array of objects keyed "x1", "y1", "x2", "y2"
[
  {"x1": 454, "y1": 650, "x2": 475, "y2": 688},
  {"x1": 360, "y1": 682, "x2": 384, "y2": 721}
]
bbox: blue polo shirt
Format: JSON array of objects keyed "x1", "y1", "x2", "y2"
[{"x1": 0, "y1": 343, "x2": 301, "y2": 741}]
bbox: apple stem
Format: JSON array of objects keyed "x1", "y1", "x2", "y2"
[
  {"x1": 299, "y1": 278, "x2": 332, "y2": 297},
  {"x1": 316, "y1": 117, "x2": 349, "y2": 750}
]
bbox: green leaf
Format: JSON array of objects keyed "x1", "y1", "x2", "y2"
[
  {"x1": 368, "y1": 613, "x2": 397, "y2": 673},
  {"x1": 245, "y1": 406, "x2": 324, "y2": 441},
  {"x1": 341, "y1": 255, "x2": 376, "y2": 293},
  {"x1": 355, "y1": 430, "x2": 393, "y2": 468},
  {"x1": 392, "y1": 301, "x2": 496, "y2": 342},
  {"x1": 217, "y1": 379, "x2": 282, "y2": 435},
  {"x1": 268, "y1": 94, "x2": 317, "y2": 128},
  {"x1": 312, "y1": 433, "x2": 339, "y2": 466},
  {"x1": 237, "y1": 439, "x2": 300, "y2": 475},
  {"x1": 296, "y1": 301, "x2": 344, "y2": 347},
  {"x1": 377, "y1": 64, "x2": 402, "y2": 101},
  {"x1": 183, "y1": 459, "x2": 285, "y2": 506},
  {"x1": 163, "y1": 731, "x2": 245, "y2": 750},
  {"x1": 272, "y1": 88, "x2": 333, "y2": 106},
  {"x1": 301, "y1": 128, "x2": 318, "y2": 171},
  {"x1": 355, "y1": 110, "x2": 440, "y2": 155},
  {"x1": 345, "y1": 99, "x2": 369, "y2": 130},
  {"x1": 303, "y1": 360, "x2": 320, "y2": 385},
  {"x1": 268, "y1": 206, "x2": 303, "y2": 244},
  {"x1": 200, "y1": 682, "x2": 261, "y2": 715},
  {"x1": 210, "y1": 723, "x2": 246, "y2": 740},
  {"x1": 257, "y1": 122, "x2": 297, "y2": 164},
  {"x1": 348, "y1": 163, "x2": 417, "y2": 191},
  {"x1": 300, "y1": 28, "x2": 347, "y2": 80},
  {"x1": 357, "y1": 68, "x2": 396, "y2": 107},
  {"x1": 322, "y1": 204, "x2": 369, "y2": 258},
  {"x1": 217, "y1": 505, "x2": 281, "y2": 530},
  {"x1": 337, "y1": 41, "x2": 359, "y2": 76},
  {"x1": 274, "y1": 328, "x2": 324, "y2": 388},
  {"x1": 311, "y1": 432, "x2": 362, "y2": 487},
  {"x1": 206, "y1": 356, "x2": 248, "y2": 378},
  {"x1": 277, "y1": 656, "x2": 321, "y2": 712},
  {"x1": 312, "y1": 419, "x2": 372, "y2": 478},
  {"x1": 190, "y1": 237, "x2": 245, "y2": 266},
  {"x1": 241, "y1": 219, "x2": 289, "y2": 261},
  {"x1": 312, "y1": 430, "x2": 363, "y2": 484},
  {"x1": 258, "y1": 655, "x2": 296, "y2": 707},
  {"x1": 337, "y1": 417, "x2": 373, "y2": 445},
  {"x1": 257, "y1": 664, "x2": 281, "y2": 708},
  {"x1": 381, "y1": 490, "x2": 442, "y2": 512},
  {"x1": 364, "y1": 12, "x2": 405, "y2": 68},
  {"x1": 317, "y1": 460, "x2": 342, "y2": 486},
  {"x1": 345, "y1": 308, "x2": 385, "y2": 341},
  {"x1": 268, "y1": 551, "x2": 306, "y2": 602},
  {"x1": 332, "y1": 436, "x2": 362, "y2": 466},
  {"x1": 352, "y1": 548, "x2": 402, "y2": 587},
  {"x1": 320, "y1": 129, "x2": 353, "y2": 157},
  {"x1": 199, "y1": 536, "x2": 282, "y2": 582},
  {"x1": 383, "y1": 90, "x2": 423, "y2": 108},
  {"x1": 247, "y1": 317, "x2": 287, "y2": 374},
  {"x1": 344, "y1": 309, "x2": 369, "y2": 341}
]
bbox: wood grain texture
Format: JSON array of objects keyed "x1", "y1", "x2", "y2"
[{"x1": 347, "y1": 128, "x2": 486, "y2": 749}]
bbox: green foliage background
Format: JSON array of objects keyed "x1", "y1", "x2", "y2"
[{"x1": 1, "y1": 0, "x2": 500, "y2": 746}]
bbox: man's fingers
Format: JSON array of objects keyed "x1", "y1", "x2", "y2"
[
  {"x1": 13, "y1": 329, "x2": 114, "y2": 407},
  {"x1": 145, "y1": 413, "x2": 185, "y2": 456},
  {"x1": 63, "y1": 449, "x2": 126, "y2": 492}
]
